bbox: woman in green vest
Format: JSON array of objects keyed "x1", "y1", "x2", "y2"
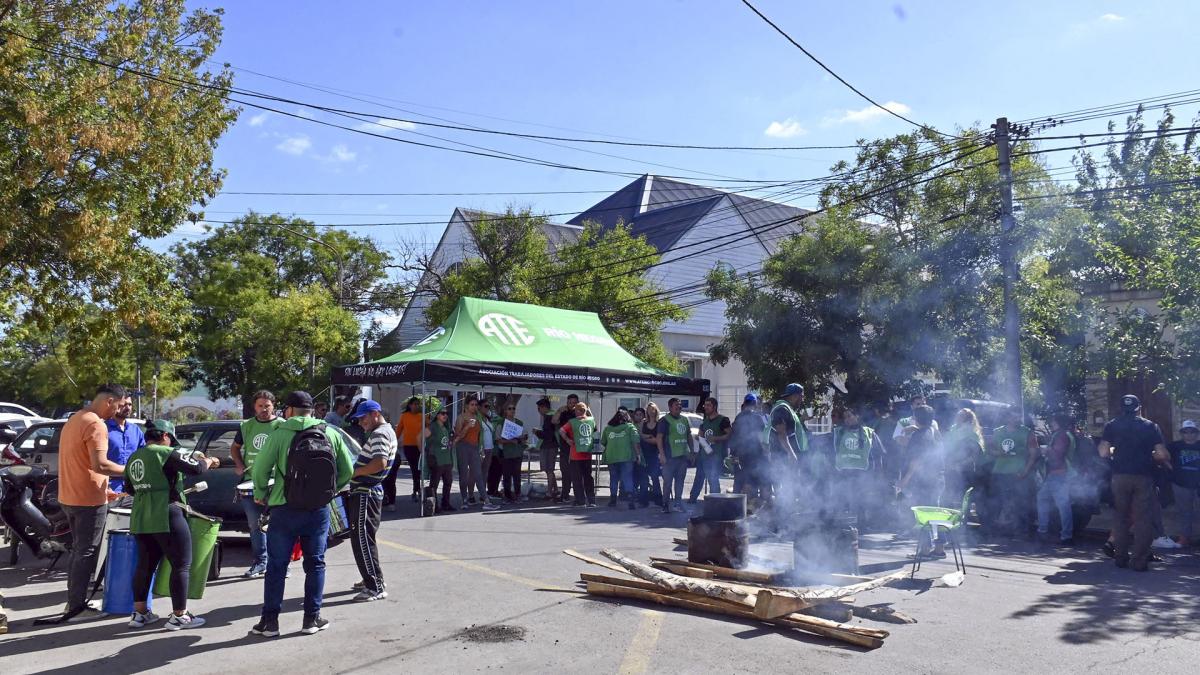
[
  {"x1": 601, "y1": 409, "x2": 639, "y2": 509},
  {"x1": 560, "y1": 402, "x2": 598, "y2": 507},
  {"x1": 425, "y1": 409, "x2": 457, "y2": 512},
  {"x1": 833, "y1": 407, "x2": 884, "y2": 529},
  {"x1": 126, "y1": 420, "x2": 219, "y2": 630},
  {"x1": 494, "y1": 403, "x2": 528, "y2": 503}
]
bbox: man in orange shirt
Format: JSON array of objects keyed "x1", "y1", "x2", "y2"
[
  {"x1": 54, "y1": 384, "x2": 127, "y2": 622},
  {"x1": 387, "y1": 397, "x2": 427, "y2": 511}
]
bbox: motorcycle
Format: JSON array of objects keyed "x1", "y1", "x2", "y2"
[{"x1": 0, "y1": 464, "x2": 70, "y2": 566}]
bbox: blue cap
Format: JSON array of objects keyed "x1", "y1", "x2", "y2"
[
  {"x1": 743, "y1": 393, "x2": 759, "y2": 405},
  {"x1": 782, "y1": 383, "x2": 804, "y2": 397},
  {"x1": 349, "y1": 399, "x2": 383, "y2": 420}
]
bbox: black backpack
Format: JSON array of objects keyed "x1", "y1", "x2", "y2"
[{"x1": 284, "y1": 424, "x2": 338, "y2": 510}]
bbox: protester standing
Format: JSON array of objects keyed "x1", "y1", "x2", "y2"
[
  {"x1": 386, "y1": 398, "x2": 426, "y2": 510},
  {"x1": 1098, "y1": 395, "x2": 1170, "y2": 571},
  {"x1": 1036, "y1": 413, "x2": 1077, "y2": 546},
  {"x1": 832, "y1": 407, "x2": 885, "y2": 528},
  {"x1": 657, "y1": 398, "x2": 695, "y2": 513},
  {"x1": 105, "y1": 394, "x2": 144, "y2": 497},
  {"x1": 986, "y1": 409, "x2": 1039, "y2": 537},
  {"x1": 943, "y1": 408, "x2": 984, "y2": 508},
  {"x1": 532, "y1": 399, "x2": 560, "y2": 500},
  {"x1": 1168, "y1": 420, "x2": 1200, "y2": 547},
  {"x1": 126, "y1": 419, "x2": 219, "y2": 629},
  {"x1": 324, "y1": 397, "x2": 351, "y2": 427},
  {"x1": 896, "y1": 405, "x2": 945, "y2": 556},
  {"x1": 730, "y1": 394, "x2": 766, "y2": 499},
  {"x1": 495, "y1": 403, "x2": 527, "y2": 503},
  {"x1": 231, "y1": 390, "x2": 279, "y2": 579},
  {"x1": 426, "y1": 409, "x2": 457, "y2": 511},
  {"x1": 768, "y1": 384, "x2": 810, "y2": 510},
  {"x1": 453, "y1": 396, "x2": 490, "y2": 509},
  {"x1": 601, "y1": 410, "x2": 639, "y2": 509},
  {"x1": 251, "y1": 391, "x2": 354, "y2": 637},
  {"x1": 635, "y1": 406, "x2": 664, "y2": 507},
  {"x1": 347, "y1": 400, "x2": 396, "y2": 602},
  {"x1": 556, "y1": 394, "x2": 581, "y2": 503},
  {"x1": 689, "y1": 398, "x2": 731, "y2": 502},
  {"x1": 560, "y1": 402, "x2": 598, "y2": 507},
  {"x1": 42, "y1": 384, "x2": 127, "y2": 624}
]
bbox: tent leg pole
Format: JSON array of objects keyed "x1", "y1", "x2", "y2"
[{"x1": 419, "y1": 382, "x2": 426, "y2": 518}]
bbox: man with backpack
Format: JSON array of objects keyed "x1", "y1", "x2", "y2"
[{"x1": 251, "y1": 391, "x2": 354, "y2": 637}]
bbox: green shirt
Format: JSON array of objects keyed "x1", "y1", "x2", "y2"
[
  {"x1": 239, "y1": 417, "x2": 280, "y2": 472},
  {"x1": 495, "y1": 417, "x2": 526, "y2": 459},
  {"x1": 834, "y1": 426, "x2": 875, "y2": 471},
  {"x1": 125, "y1": 444, "x2": 177, "y2": 534},
  {"x1": 428, "y1": 421, "x2": 454, "y2": 466},
  {"x1": 569, "y1": 416, "x2": 598, "y2": 455},
  {"x1": 601, "y1": 423, "x2": 639, "y2": 464},
  {"x1": 251, "y1": 416, "x2": 355, "y2": 507},
  {"x1": 662, "y1": 414, "x2": 692, "y2": 458},
  {"x1": 991, "y1": 425, "x2": 1033, "y2": 475},
  {"x1": 699, "y1": 415, "x2": 731, "y2": 455}
]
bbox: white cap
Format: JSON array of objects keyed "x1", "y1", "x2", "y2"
[{"x1": 1181, "y1": 420, "x2": 1198, "y2": 432}]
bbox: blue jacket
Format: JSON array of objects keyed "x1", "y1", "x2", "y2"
[{"x1": 107, "y1": 419, "x2": 146, "y2": 493}]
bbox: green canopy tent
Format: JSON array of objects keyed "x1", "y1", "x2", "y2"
[{"x1": 332, "y1": 296, "x2": 709, "y2": 396}]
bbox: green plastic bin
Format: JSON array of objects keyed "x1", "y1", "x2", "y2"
[{"x1": 154, "y1": 511, "x2": 221, "y2": 600}]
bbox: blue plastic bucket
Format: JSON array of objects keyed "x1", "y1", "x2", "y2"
[{"x1": 102, "y1": 529, "x2": 152, "y2": 615}]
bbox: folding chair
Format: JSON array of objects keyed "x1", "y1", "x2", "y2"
[{"x1": 910, "y1": 487, "x2": 973, "y2": 579}]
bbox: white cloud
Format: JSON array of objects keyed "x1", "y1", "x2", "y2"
[
  {"x1": 1099, "y1": 13, "x2": 1124, "y2": 21},
  {"x1": 825, "y1": 100, "x2": 911, "y2": 125},
  {"x1": 354, "y1": 117, "x2": 417, "y2": 133},
  {"x1": 763, "y1": 118, "x2": 807, "y2": 138},
  {"x1": 247, "y1": 112, "x2": 270, "y2": 127},
  {"x1": 275, "y1": 135, "x2": 311, "y2": 155},
  {"x1": 326, "y1": 144, "x2": 357, "y2": 162}
]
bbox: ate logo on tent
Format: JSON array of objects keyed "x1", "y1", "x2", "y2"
[{"x1": 478, "y1": 313, "x2": 535, "y2": 346}]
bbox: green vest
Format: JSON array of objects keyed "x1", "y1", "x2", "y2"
[
  {"x1": 428, "y1": 422, "x2": 454, "y2": 465},
  {"x1": 834, "y1": 425, "x2": 875, "y2": 471},
  {"x1": 125, "y1": 444, "x2": 179, "y2": 534},
  {"x1": 569, "y1": 417, "x2": 597, "y2": 454},
  {"x1": 699, "y1": 415, "x2": 730, "y2": 454},
  {"x1": 240, "y1": 417, "x2": 279, "y2": 471},
  {"x1": 991, "y1": 426, "x2": 1032, "y2": 474},
  {"x1": 601, "y1": 423, "x2": 638, "y2": 464},
  {"x1": 496, "y1": 417, "x2": 526, "y2": 459},
  {"x1": 765, "y1": 401, "x2": 808, "y2": 453},
  {"x1": 663, "y1": 414, "x2": 691, "y2": 458}
]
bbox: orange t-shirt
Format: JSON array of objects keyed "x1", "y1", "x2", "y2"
[
  {"x1": 395, "y1": 411, "x2": 426, "y2": 447},
  {"x1": 58, "y1": 410, "x2": 110, "y2": 507}
]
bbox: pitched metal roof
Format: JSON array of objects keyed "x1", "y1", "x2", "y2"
[{"x1": 455, "y1": 208, "x2": 581, "y2": 251}]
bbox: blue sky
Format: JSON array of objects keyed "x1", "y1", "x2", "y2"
[{"x1": 175, "y1": 0, "x2": 1200, "y2": 327}]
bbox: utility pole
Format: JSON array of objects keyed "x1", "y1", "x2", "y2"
[{"x1": 995, "y1": 117, "x2": 1023, "y2": 418}]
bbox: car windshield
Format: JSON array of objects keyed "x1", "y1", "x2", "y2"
[
  {"x1": 332, "y1": 426, "x2": 362, "y2": 453},
  {"x1": 174, "y1": 428, "x2": 201, "y2": 451}
]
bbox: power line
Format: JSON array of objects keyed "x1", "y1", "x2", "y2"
[{"x1": 738, "y1": 0, "x2": 958, "y2": 139}]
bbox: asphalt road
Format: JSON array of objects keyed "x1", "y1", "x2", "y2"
[{"x1": 1, "y1": 481, "x2": 1197, "y2": 674}]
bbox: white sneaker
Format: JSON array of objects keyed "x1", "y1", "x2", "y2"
[
  {"x1": 1151, "y1": 536, "x2": 1182, "y2": 549},
  {"x1": 164, "y1": 612, "x2": 205, "y2": 630},
  {"x1": 128, "y1": 610, "x2": 161, "y2": 628},
  {"x1": 352, "y1": 589, "x2": 388, "y2": 602}
]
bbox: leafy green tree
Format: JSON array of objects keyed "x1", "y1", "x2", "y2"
[
  {"x1": 0, "y1": 0, "x2": 236, "y2": 346},
  {"x1": 173, "y1": 213, "x2": 402, "y2": 414},
  {"x1": 419, "y1": 208, "x2": 686, "y2": 371}
]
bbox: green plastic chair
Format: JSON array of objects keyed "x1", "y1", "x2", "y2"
[{"x1": 909, "y1": 487, "x2": 973, "y2": 578}]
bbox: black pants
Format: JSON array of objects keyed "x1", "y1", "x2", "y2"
[
  {"x1": 383, "y1": 445, "x2": 422, "y2": 505},
  {"x1": 429, "y1": 464, "x2": 454, "y2": 505},
  {"x1": 487, "y1": 453, "x2": 504, "y2": 494},
  {"x1": 62, "y1": 503, "x2": 107, "y2": 613},
  {"x1": 133, "y1": 504, "x2": 191, "y2": 613},
  {"x1": 571, "y1": 458, "x2": 595, "y2": 504},
  {"x1": 559, "y1": 447, "x2": 574, "y2": 499},
  {"x1": 502, "y1": 456, "x2": 522, "y2": 499},
  {"x1": 346, "y1": 491, "x2": 384, "y2": 593}
]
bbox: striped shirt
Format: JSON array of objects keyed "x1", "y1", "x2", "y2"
[{"x1": 350, "y1": 423, "x2": 397, "y2": 493}]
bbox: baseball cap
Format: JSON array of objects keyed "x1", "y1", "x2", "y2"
[
  {"x1": 1120, "y1": 394, "x2": 1141, "y2": 412},
  {"x1": 285, "y1": 391, "x2": 314, "y2": 409},
  {"x1": 536, "y1": 397, "x2": 551, "y2": 408},
  {"x1": 145, "y1": 419, "x2": 175, "y2": 436},
  {"x1": 782, "y1": 383, "x2": 804, "y2": 398},
  {"x1": 349, "y1": 399, "x2": 382, "y2": 420},
  {"x1": 1181, "y1": 420, "x2": 1198, "y2": 432},
  {"x1": 743, "y1": 393, "x2": 759, "y2": 405}
]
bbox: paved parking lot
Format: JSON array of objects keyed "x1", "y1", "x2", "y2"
[{"x1": 1, "y1": 486, "x2": 1197, "y2": 674}]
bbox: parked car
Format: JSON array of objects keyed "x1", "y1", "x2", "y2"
[
  {"x1": 176, "y1": 420, "x2": 364, "y2": 532},
  {"x1": 0, "y1": 402, "x2": 38, "y2": 417},
  {"x1": 9, "y1": 418, "x2": 145, "y2": 474}
]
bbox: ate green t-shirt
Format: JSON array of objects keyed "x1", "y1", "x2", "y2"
[
  {"x1": 239, "y1": 417, "x2": 280, "y2": 472},
  {"x1": 699, "y1": 415, "x2": 731, "y2": 454},
  {"x1": 125, "y1": 444, "x2": 177, "y2": 535},
  {"x1": 662, "y1": 414, "x2": 692, "y2": 458},
  {"x1": 601, "y1": 423, "x2": 639, "y2": 464},
  {"x1": 991, "y1": 426, "x2": 1033, "y2": 475},
  {"x1": 428, "y1": 422, "x2": 454, "y2": 466},
  {"x1": 495, "y1": 417, "x2": 526, "y2": 459}
]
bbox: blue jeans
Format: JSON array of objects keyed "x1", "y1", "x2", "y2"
[
  {"x1": 241, "y1": 496, "x2": 267, "y2": 567},
  {"x1": 1037, "y1": 472, "x2": 1073, "y2": 540},
  {"x1": 608, "y1": 461, "x2": 634, "y2": 501},
  {"x1": 636, "y1": 450, "x2": 663, "y2": 505},
  {"x1": 689, "y1": 451, "x2": 723, "y2": 500},
  {"x1": 664, "y1": 455, "x2": 688, "y2": 503},
  {"x1": 263, "y1": 505, "x2": 329, "y2": 619}
]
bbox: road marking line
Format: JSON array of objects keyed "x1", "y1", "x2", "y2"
[
  {"x1": 377, "y1": 538, "x2": 569, "y2": 591},
  {"x1": 617, "y1": 609, "x2": 664, "y2": 675}
]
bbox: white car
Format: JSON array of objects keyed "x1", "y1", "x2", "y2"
[
  {"x1": 0, "y1": 402, "x2": 38, "y2": 417},
  {"x1": 0, "y1": 413, "x2": 51, "y2": 436}
]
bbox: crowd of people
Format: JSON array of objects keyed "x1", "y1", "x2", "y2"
[{"x1": 13, "y1": 379, "x2": 1197, "y2": 638}]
